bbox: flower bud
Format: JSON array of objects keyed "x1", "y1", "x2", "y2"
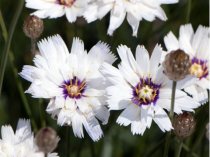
[
  {"x1": 173, "y1": 112, "x2": 196, "y2": 139},
  {"x1": 23, "y1": 15, "x2": 44, "y2": 39},
  {"x1": 163, "y1": 49, "x2": 191, "y2": 81},
  {"x1": 35, "y1": 127, "x2": 60, "y2": 154}
]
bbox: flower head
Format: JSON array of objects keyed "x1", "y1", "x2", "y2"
[
  {"x1": 23, "y1": 15, "x2": 44, "y2": 39},
  {"x1": 163, "y1": 49, "x2": 191, "y2": 81},
  {"x1": 0, "y1": 119, "x2": 59, "y2": 157},
  {"x1": 164, "y1": 24, "x2": 210, "y2": 104},
  {"x1": 100, "y1": 44, "x2": 199, "y2": 135},
  {"x1": 173, "y1": 112, "x2": 196, "y2": 139},
  {"x1": 85, "y1": 0, "x2": 178, "y2": 36},
  {"x1": 25, "y1": 0, "x2": 88, "y2": 22},
  {"x1": 20, "y1": 35, "x2": 116, "y2": 141},
  {"x1": 35, "y1": 127, "x2": 60, "y2": 154}
]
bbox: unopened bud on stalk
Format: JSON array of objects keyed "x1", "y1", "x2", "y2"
[
  {"x1": 35, "y1": 127, "x2": 60, "y2": 154},
  {"x1": 173, "y1": 112, "x2": 196, "y2": 139},
  {"x1": 23, "y1": 15, "x2": 44, "y2": 39},
  {"x1": 163, "y1": 49, "x2": 191, "y2": 81}
]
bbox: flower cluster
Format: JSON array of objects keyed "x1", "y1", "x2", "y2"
[
  {"x1": 0, "y1": 119, "x2": 58, "y2": 157},
  {"x1": 19, "y1": 23, "x2": 209, "y2": 141},
  {"x1": 0, "y1": 0, "x2": 207, "y2": 156},
  {"x1": 25, "y1": 0, "x2": 179, "y2": 36}
]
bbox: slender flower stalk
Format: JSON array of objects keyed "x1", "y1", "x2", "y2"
[
  {"x1": 0, "y1": 10, "x2": 38, "y2": 131},
  {"x1": 0, "y1": 0, "x2": 24, "y2": 96},
  {"x1": 65, "y1": 127, "x2": 71, "y2": 157},
  {"x1": 163, "y1": 81, "x2": 177, "y2": 157},
  {"x1": 178, "y1": 139, "x2": 199, "y2": 157},
  {"x1": 39, "y1": 99, "x2": 46, "y2": 127},
  {"x1": 31, "y1": 38, "x2": 37, "y2": 55},
  {"x1": 176, "y1": 140, "x2": 183, "y2": 157},
  {"x1": 169, "y1": 81, "x2": 177, "y2": 120},
  {"x1": 186, "y1": 0, "x2": 192, "y2": 23}
]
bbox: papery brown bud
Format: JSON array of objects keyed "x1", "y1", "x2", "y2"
[
  {"x1": 173, "y1": 112, "x2": 196, "y2": 139},
  {"x1": 35, "y1": 127, "x2": 60, "y2": 154},
  {"x1": 163, "y1": 49, "x2": 191, "y2": 81},
  {"x1": 23, "y1": 15, "x2": 44, "y2": 39}
]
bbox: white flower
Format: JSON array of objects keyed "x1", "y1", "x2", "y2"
[
  {"x1": 100, "y1": 44, "x2": 200, "y2": 135},
  {"x1": 84, "y1": 0, "x2": 178, "y2": 36},
  {"x1": 164, "y1": 24, "x2": 210, "y2": 104},
  {"x1": 0, "y1": 119, "x2": 58, "y2": 157},
  {"x1": 20, "y1": 35, "x2": 116, "y2": 141},
  {"x1": 25, "y1": 0, "x2": 89, "y2": 22}
]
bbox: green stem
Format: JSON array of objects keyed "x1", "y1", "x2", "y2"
[
  {"x1": 186, "y1": 0, "x2": 192, "y2": 23},
  {"x1": 38, "y1": 99, "x2": 46, "y2": 127},
  {"x1": 163, "y1": 81, "x2": 177, "y2": 157},
  {"x1": 8, "y1": 53, "x2": 38, "y2": 131},
  {"x1": 0, "y1": 0, "x2": 24, "y2": 96},
  {"x1": 0, "y1": 10, "x2": 38, "y2": 131},
  {"x1": 175, "y1": 140, "x2": 183, "y2": 157},
  {"x1": 65, "y1": 127, "x2": 71, "y2": 157},
  {"x1": 181, "y1": 142, "x2": 199, "y2": 157},
  {"x1": 90, "y1": 140, "x2": 96, "y2": 157},
  {"x1": 31, "y1": 38, "x2": 37, "y2": 55},
  {"x1": 163, "y1": 132, "x2": 171, "y2": 157},
  {"x1": 169, "y1": 81, "x2": 177, "y2": 120}
]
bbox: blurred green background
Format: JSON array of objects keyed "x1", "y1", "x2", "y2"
[{"x1": 0, "y1": 0, "x2": 209, "y2": 157}]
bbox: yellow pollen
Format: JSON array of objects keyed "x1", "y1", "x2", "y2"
[
  {"x1": 190, "y1": 63, "x2": 203, "y2": 78},
  {"x1": 138, "y1": 85, "x2": 153, "y2": 101},
  {"x1": 66, "y1": 85, "x2": 79, "y2": 95},
  {"x1": 60, "y1": 0, "x2": 75, "y2": 7}
]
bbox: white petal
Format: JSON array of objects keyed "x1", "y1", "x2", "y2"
[
  {"x1": 153, "y1": 106, "x2": 172, "y2": 132},
  {"x1": 65, "y1": 8, "x2": 77, "y2": 22},
  {"x1": 135, "y1": 45, "x2": 150, "y2": 75},
  {"x1": 107, "y1": 2, "x2": 126, "y2": 35},
  {"x1": 117, "y1": 45, "x2": 141, "y2": 75},
  {"x1": 184, "y1": 85, "x2": 209, "y2": 105},
  {"x1": 15, "y1": 119, "x2": 32, "y2": 141},
  {"x1": 71, "y1": 37, "x2": 85, "y2": 56},
  {"x1": 71, "y1": 112, "x2": 84, "y2": 138},
  {"x1": 83, "y1": 3, "x2": 98, "y2": 23},
  {"x1": 175, "y1": 95, "x2": 200, "y2": 112},
  {"x1": 26, "y1": 0, "x2": 57, "y2": 10},
  {"x1": 106, "y1": 85, "x2": 132, "y2": 110},
  {"x1": 1, "y1": 125, "x2": 15, "y2": 143},
  {"x1": 84, "y1": 88, "x2": 104, "y2": 97},
  {"x1": 100, "y1": 63, "x2": 126, "y2": 85},
  {"x1": 127, "y1": 13, "x2": 140, "y2": 37},
  {"x1": 196, "y1": 78, "x2": 210, "y2": 90},
  {"x1": 97, "y1": 3, "x2": 113, "y2": 19},
  {"x1": 76, "y1": 98, "x2": 92, "y2": 113},
  {"x1": 131, "y1": 120, "x2": 147, "y2": 135},
  {"x1": 88, "y1": 41, "x2": 116, "y2": 65},
  {"x1": 83, "y1": 115, "x2": 103, "y2": 141},
  {"x1": 150, "y1": 44, "x2": 163, "y2": 79},
  {"x1": 93, "y1": 105, "x2": 110, "y2": 125},
  {"x1": 117, "y1": 104, "x2": 140, "y2": 126},
  {"x1": 192, "y1": 25, "x2": 209, "y2": 55},
  {"x1": 164, "y1": 31, "x2": 179, "y2": 51},
  {"x1": 179, "y1": 24, "x2": 195, "y2": 56}
]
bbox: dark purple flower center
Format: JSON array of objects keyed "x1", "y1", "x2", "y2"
[
  {"x1": 61, "y1": 76, "x2": 86, "y2": 99},
  {"x1": 132, "y1": 77, "x2": 161, "y2": 106},
  {"x1": 189, "y1": 57, "x2": 208, "y2": 80},
  {"x1": 58, "y1": 0, "x2": 76, "y2": 7}
]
